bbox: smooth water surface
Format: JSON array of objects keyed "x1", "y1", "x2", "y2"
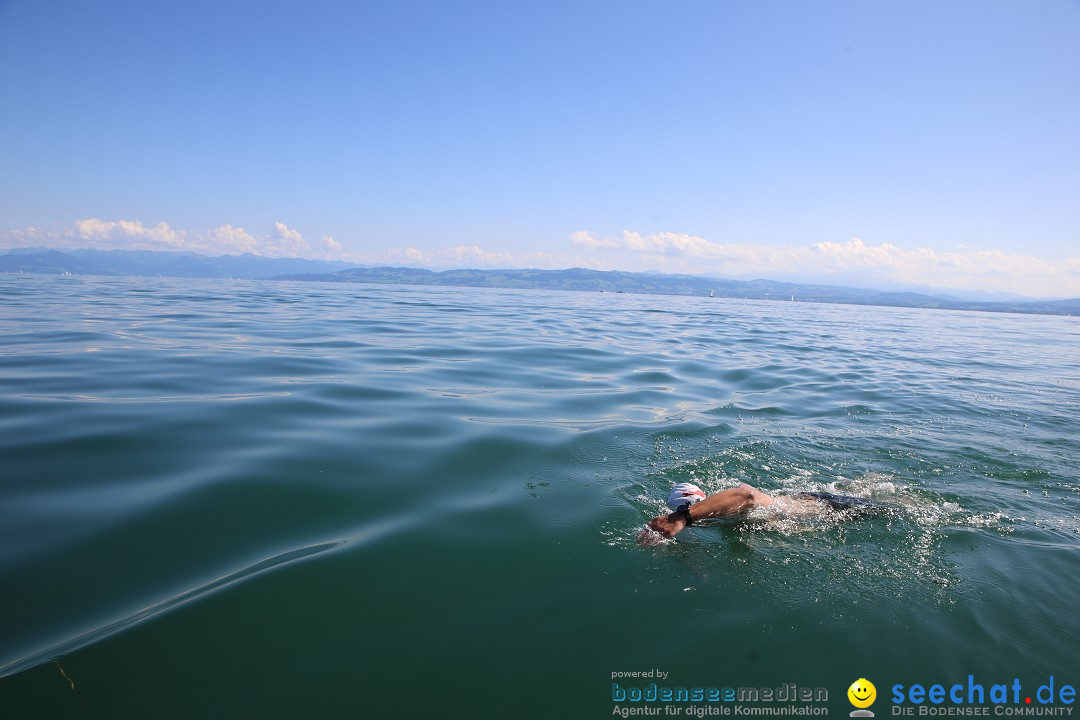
[{"x1": 1, "y1": 275, "x2": 1077, "y2": 717}]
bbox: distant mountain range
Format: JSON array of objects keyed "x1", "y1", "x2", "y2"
[
  {"x1": 0, "y1": 248, "x2": 353, "y2": 279},
  {"x1": 2, "y1": 247, "x2": 1078, "y2": 316}
]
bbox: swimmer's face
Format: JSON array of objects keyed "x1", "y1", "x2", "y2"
[{"x1": 848, "y1": 679, "x2": 876, "y2": 708}]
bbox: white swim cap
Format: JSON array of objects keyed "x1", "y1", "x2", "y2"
[{"x1": 666, "y1": 483, "x2": 706, "y2": 511}]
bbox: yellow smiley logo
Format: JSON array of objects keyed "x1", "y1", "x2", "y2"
[{"x1": 848, "y1": 678, "x2": 876, "y2": 708}]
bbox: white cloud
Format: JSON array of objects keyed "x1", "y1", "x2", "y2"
[
  {"x1": 570, "y1": 230, "x2": 620, "y2": 250},
  {"x1": 74, "y1": 218, "x2": 183, "y2": 249},
  {"x1": 0, "y1": 218, "x2": 337, "y2": 260},
  {"x1": 568, "y1": 230, "x2": 1080, "y2": 297},
  {"x1": 263, "y1": 221, "x2": 309, "y2": 257},
  {"x1": 577, "y1": 230, "x2": 803, "y2": 277},
  {"x1": 621, "y1": 230, "x2": 717, "y2": 256},
  {"x1": 272, "y1": 222, "x2": 304, "y2": 243},
  {"x1": 204, "y1": 224, "x2": 259, "y2": 254},
  {"x1": 798, "y1": 237, "x2": 1080, "y2": 296}
]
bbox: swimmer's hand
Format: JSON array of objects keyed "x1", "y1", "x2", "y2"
[{"x1": 636, "y1": 512, "x2": 688, "y2": 545}]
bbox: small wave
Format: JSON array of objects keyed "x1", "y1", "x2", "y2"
[
  {"x1": 20, "y1": 391, "x2": 292, "y2": 403},
  {"x1": 0, "y1": 540, "x2": 345, "y2": 680}
]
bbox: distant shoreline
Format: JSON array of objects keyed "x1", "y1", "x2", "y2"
[
  {"x1": 273, "y1": 267, "x2": 1080, "y2": 318},
  {"x1": 2, "y1": 248, "x2": 1077, "y2": 317}
]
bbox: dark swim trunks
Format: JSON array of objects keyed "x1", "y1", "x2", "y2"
[{"x1": 798, "y1": 491, "x2": 879, "y2": 511}]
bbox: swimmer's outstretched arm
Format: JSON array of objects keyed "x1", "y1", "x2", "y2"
[{"x1": 637, "y1": 484, "x2": 775, "y2": 543}]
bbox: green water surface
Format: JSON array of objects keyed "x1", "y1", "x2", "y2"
[{"x1": 1, "y1": 276, "x2": 1077, "y2": 718}]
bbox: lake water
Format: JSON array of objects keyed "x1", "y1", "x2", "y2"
[{"x1": 1, "y1": 275, "x2": 1077, "y2": 718}]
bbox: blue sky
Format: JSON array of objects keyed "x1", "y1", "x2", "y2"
[{"x1": 1, "y1": 0, "x2": 1078, "y2": 296}]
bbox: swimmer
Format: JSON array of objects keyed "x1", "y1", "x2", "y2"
[{"x1": 637, "y1": 482, "x2": 878, "y2": 544}]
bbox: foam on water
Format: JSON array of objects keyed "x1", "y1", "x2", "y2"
[{"x1": 625, "y1": 434, "x2": 1031, "y2": 608}]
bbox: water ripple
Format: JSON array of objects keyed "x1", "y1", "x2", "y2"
[{"x1": 0, "y1": 540, "x2": 346, "y2": 679}]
